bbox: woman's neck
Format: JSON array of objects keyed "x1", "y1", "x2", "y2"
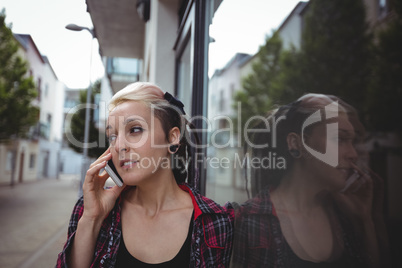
[
  {"x1": 123, "y1": 167, "x2": 186, "y2": 216},
  {"x1": 273, "y1": 163, "x2": 328, "y2": 213}
]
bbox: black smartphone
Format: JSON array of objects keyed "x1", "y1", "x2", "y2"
[{"x1": 105, "y1": 160, "x2": 124, "y2": 187}]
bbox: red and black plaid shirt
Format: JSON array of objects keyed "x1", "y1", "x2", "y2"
[
  {"x1": 56, "y1": 184, "x2": 234, "y2": 268},
  {"x1": 231, "y1": 187, "x2": 366, "y2": 268}
]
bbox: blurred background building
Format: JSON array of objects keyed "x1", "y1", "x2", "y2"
[{"x1": 0, "y1": 34, "x2": 65, "y2": 184}]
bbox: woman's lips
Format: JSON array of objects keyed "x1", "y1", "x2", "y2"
[
  {"x1": 120, "y1": 160, "x2": 138, "y2": 169},
  {"x1": 337, "y1": 167, "x2": 354, "y2": 178}
]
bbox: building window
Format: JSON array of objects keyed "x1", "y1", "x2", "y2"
[
  {"x1": 6, "y1": 151, "x2": 13, "y2": 171},
  {"x1": 230, "y1": 83, "x2": 235, "y2": 98},
  {"x1": 29, "y1": 154, "x2": 36, "y2": 169},
  {"x1": 37, "y1": 77, "x2": 42, "y2": 101},
  {"x1": 47, "y1": 114, "x2": 52, "y2": 138},
  {"x1": 218, "y1": 118, "x2": 227, "y2": 129},
  {"x1": 45, "y1": 84, "x2": 49, "y2": 98},
  {"x1": 177, "y1": 37, "x2": 193, "y2": 114},
  {"x1": 378, "y1": 0, "x2": 389, "y2": 18},
  {"x1": 219, "y1": 90, "x2": 224, "y2": 112}
]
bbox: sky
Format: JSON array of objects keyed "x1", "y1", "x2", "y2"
[
  {"x1": 1, "y1": 0, "x2": 103, "y2": 89},
  {"x1": 209, "y1": 0, "x2": 303, "y2": 76},
  {"x1": 1, "y1": 0, "x2": 303, "y2": 88}
]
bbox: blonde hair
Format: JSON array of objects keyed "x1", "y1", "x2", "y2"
[
  {"x1": 108, "y1": 82, "x2": 197, "y2": 185},
  {"x1": 108, "y1": 82, "x2": 166, "y2": 112}
]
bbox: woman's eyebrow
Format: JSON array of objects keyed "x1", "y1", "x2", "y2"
[
  {"x1": 124, "y1": 117, "x2": 146, "y2": 125},
  {"x1": 339, "y1": 129, "x2": 355, "y2": 137},
  {"x1": 106, "y1": 116, "x2": 147, "y2": 130}
]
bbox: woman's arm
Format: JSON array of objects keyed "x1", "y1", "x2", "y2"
[
  {"x1": 61, "y1": 148, "x2": 125, "y2": 267},
  {"x1": 67, "y1": 215, "x2": 104, "y2": 268},
  {"x1": 333, "y1": 165, "x2": 390, "y2": 267}
]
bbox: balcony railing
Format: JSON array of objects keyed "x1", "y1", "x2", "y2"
[
  {"x1": 106, "y1": 57, "x2": 141, "y2": 93},
  {"x1": 29, "y1": 122, "x2": 50, "y2": 141}
]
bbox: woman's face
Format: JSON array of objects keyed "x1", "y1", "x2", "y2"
[
  {"x1": 302, "y1": 112, "x2": 358, "y2": 191},
  {"x1": 106, "y1": 101, "x2": 170, "y2": 185}
]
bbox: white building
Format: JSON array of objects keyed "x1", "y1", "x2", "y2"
[
  {"x1": 277, "y1": 1, "x2": 309, "y2": 51},
  {"x1": 207, "y1": 53, "x2": 251, "y2": 204},
  {"x1": 0, "y1": 34, "x2": 65, "y2": 184}
]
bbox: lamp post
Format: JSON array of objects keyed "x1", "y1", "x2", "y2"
[{"x1": 65, "y1": 23, "x2": 95, "y2": 197}]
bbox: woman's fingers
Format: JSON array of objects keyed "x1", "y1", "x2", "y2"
[
  {"x1": 86, "y1": 151, "x2": 112, "y2": 185},
  {"x1": 108, "y1": 185, "x2": 126, "y2": 199},
  {"x1": 84, "y1": 160, "x2": 108, "y2": 187},
  {"x1": 89, "y1": 152, "x2": 112, "y2": 169},
  {"x1": 88, "y1": 147, "x2": 111, "y2": 168},
  {"x1": 349, "y1": 163, "x2": 372, "y2": 192},
  {"x1": 94, "y1": 168, "x2": 111, "y2": 187}
]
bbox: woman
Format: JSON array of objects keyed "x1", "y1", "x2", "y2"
[
  {"x1": 56, "y1": 82, "x2": 234, "y2": 267},
  {"x1": 232, "y1": 94, "x2": 388, "y2": 267}
]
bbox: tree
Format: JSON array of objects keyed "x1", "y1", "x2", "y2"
[
  {"x1": 366, "y1": 0, "x2": 402, "y2": 132},
  {"x1": 269, "y1": 47, "x2": 306, "y2": 105},
  {"x1": 274, "y1": 0, "x2": 372, "y2": 112},
  {"x1": 303, "y1": 0, "x2": 372, "y2": 109},
  {"x1": 232, "y1": 31, "x2": 283, "y2": 142},
  {"x1": 67, "y1": 80, "x2": 106, "y2": 158},
  {"x1": 0, "y1": 9, "x2": 39, "y2": 141}
]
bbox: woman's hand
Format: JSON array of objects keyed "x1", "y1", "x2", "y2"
[
  {"x1": 68, "y1": 148, "x2": 125, "y2": 268},
  {"x1": 81, "y1": 148, "x2": 126, "y2": 222},
  {"x1": 332, "y1": 163, "x2": 374, "y2": 223},
  {"x1": 332, "y1": 164, "x2": 384, "y2": 267}
]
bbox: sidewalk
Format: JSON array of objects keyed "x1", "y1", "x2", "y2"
[{"x1": 0, "y1": 174, "x2": 80, "y2": 268}]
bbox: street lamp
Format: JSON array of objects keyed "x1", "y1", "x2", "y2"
[{"x1": 65, "y1": 23, "x2": 95, "y2": 197}]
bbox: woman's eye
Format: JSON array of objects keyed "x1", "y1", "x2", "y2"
[
  {"x1": 338, "y1": 137, "x2": 353, "y2": 144},
  {"x1": 107, "y1": 135, "x2": 117, "y2": 143},
  {"x1": 130, "y1": 127, "x2": 143, "y2": 134}
]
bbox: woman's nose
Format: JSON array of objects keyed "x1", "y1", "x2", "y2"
[
  {"x1": 114, "y1": 135, "x2": 128, "y2": 154},
  {"x1": 346, "y1": 143, "x2": 358, "y2": 163}
]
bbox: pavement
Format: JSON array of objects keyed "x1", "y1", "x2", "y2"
[{"x1": 0, "y1": 174, "x2": 81, "y2": 268}]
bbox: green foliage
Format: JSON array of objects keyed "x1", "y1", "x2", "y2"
[
  {"x1": 365, "y1": 0, "x2": 402, "y2": 132},
  {"x1": 232, "y1": 31, "x2": 282, "y2": 140},
  {"x1": 0, "y1": 9, "x2": 39, "y2": 141},
  {"x1": 283, "y1": 0, "x2": 372, "y2": 110},
  {"x1": 67, "y1": 80, "x2": 106, "y2": 158},
  {"x1": 233, "y1": 0, "x2": 379, "y2": 134},
  {"x1": 269, "y1": 47, "x2": 306, "y2": 105}
]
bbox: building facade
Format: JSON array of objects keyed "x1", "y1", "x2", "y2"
[
  {"x1": 86, "y1": 0, "x2": 222, "y2": 193},
  {"x1": 207, "y1": 53, "x2": 251, "y2": 204},
  {"x1": 0, "y1": 34, "x2": 65, "y2": 184}
]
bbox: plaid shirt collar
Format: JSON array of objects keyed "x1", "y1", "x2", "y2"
[
  {"x1": 240, "y1": 187, "x2": 278, "y2": 217},
  {"x1": 179, "y1": 184, "x2": 228, "y2": 220},
  {"x1": 57, "y1": 183, "x2": 234, "y2": 268}
]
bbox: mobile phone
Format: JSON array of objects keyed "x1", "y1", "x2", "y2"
[{"x1": 105, "y1": 160, "x2": 124, "y2": 187}]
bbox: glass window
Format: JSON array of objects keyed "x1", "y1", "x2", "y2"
[
  {"x1": 29, "y1": 154, "x2": 36, "y2": 169},
  {"x1": 6, "y1": 151, "x2": 13, "y2": 171},
  {"x1": 378, "y1": 0, "x2": 389, "y2": 18},
  {"x1": 206, "y1": 0, "x2": 306, "y2": 205},
  {"x1": 177, "y1": 40, "x2": 193, "y2": 114}
]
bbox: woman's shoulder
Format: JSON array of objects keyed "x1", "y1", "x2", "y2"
[
  {"x1": 236, "y1": 187, "x2": 276, "y2": 216},
  {"x1": 179, "y1": 184, "x2": 234, "y2": 220}
]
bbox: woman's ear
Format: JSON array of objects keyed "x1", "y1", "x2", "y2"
[
  {"x1": 168, "y1": 127, "x2": 181, "y2": 145},
  {"x1": 287, "y1": 132, "x2": 302, "y2": 158}
]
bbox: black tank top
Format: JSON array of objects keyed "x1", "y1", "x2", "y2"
[{"x1": 115, "y1": 212, "x2": 194, "y2": 267}]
